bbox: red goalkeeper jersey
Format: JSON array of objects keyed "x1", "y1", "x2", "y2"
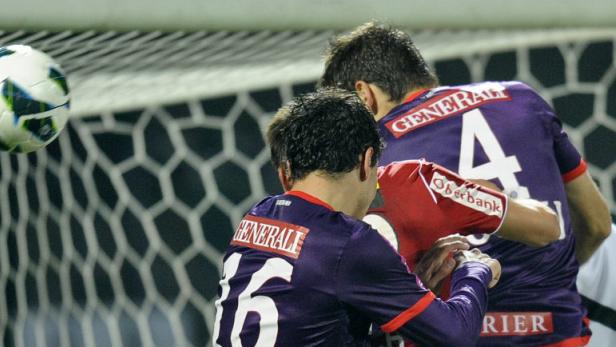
[
  {"x1": 366, "y1": 160, "x2": 508, "y2": 347},
  {"x1": 366, "y1": 159, "x2": 508, "y2": 270}
]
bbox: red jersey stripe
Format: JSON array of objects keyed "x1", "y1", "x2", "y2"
[
  {"x1": 541, "y1": 334, "x2": 591, "y2": 347},
  {"x1": 402, "y1": 88, "x2": 429, "y2": 104},
  {"x1": 380, "y1": 291, "x2": 436, "y2": 333},
  {"x1": 285, "y1": 190, "x2": 334, "y2": 211},
  {"x1": 562, "y1": 159, "x2": 587, "y2": 183}
]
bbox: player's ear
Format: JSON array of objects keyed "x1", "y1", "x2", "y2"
[
  {"x1": 355, "y1": 81, "x2": 376, "y2": 112},
  {"x1": 359, "y1": 147, "x2": 374, "y2": 182},
  {"x1": 277, "y1": 162, "x2": 293, "y2": 191}
]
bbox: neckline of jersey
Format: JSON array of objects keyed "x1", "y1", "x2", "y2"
[
  {"x1": 402, "y1": 88, "x2": 429, "y2": 104},
  {"x1": 382, "y1": 88, "x2": 430, "y2": 122},
  {"x1": 285, "y1": 190, "x2": 335, "y2": 211}
]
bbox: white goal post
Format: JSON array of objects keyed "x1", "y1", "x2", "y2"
[{"x1": 2, "y1": 0, "x2": 616, "y2": 31}]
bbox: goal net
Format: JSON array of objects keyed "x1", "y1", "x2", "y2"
[{"x1": 0, "y1": 27, "x2": 615, "y2": 347}]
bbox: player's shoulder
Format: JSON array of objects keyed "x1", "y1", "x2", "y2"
[
  {"x1": 247, "y1": 194, "x2": 280, "y2": 215},
  {"x1": 447, "y1": 81, "x2": 551, "y2": 118},
  {"x1": 491, "y1": 81, "x2": 555, "y2": 118},
  {"x1": 246, "y1": 193, "x2": 374, "y2": 253},
  {"x1": 378, "y1": 159, "x2": 450, "y2": 182},
  {"x1": 478, "y1": 80, "x2": 547, "y2": 103},
  {"x1": 445, "y1": 80, "x2": 541, "y2": 97},
  {"x1": 274, "y1": 193, "x2": 371, "y2": 237},
  {"x1": 335, "y1": 211, "x2": 376, "y2": 239},
  {"x1": 378, "y1": 159, "x2": 421, "y2": 177},
  {"x1": 341, "y1": 216, "x2": 399, "y2": 257},
  {"x1": 450, "y1": 80, "x2": 532, "y2": 90},
  {"x1": 498, "y1": 80, "x2": 543, "y2": 98},
  {"x1": 310, "y1": 209, "x2": 387, "y2": 259}
]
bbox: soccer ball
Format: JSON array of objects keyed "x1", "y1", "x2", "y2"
[{"x1": 0, "y1": 44, "x2": 70, "y2": 153}]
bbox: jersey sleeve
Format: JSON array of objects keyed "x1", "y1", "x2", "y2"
[
  {"x1": 335, "y1": 225, "x2": 492, "y2": 347},
  {"x1": 525, "y1": 83, "x2": 587, "y2": 183},
  {"x1": 335, "y1": 225, "x2": 431, "y2": 321},
  {"x1": 393, "y1": 262, "x2": 492, "y2": 347},
  {"x1": 377, "y1": 161, "x2": 509, "y2": 237},
  {"x1": 419, "y1": 162, "x2": 508, "y2": 234}
]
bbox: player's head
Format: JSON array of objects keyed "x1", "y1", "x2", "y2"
[
  {"x1": 266, "y1": 88, "x2": 383, "y2": 196},
  {"x1": 320, "y1": 22, "x2": 438, "y2": 104}
]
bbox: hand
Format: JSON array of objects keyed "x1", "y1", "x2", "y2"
[
  {"x1": 455, "y1": 248, "x2": 501, "y2": 288},
  {"x1": 415, "y1": 234, "x2": 470, "y2": 292}
]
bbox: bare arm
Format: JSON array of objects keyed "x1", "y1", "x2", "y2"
[
  {"x1": 565, "y1": 172, "x2": 611, "y2": 263},
  {"x1": 469, "y1": 179, "x2": 561, "y2": 247},
  {"x1": 496, "y1": 198, "x2": 561, "y2": 247}
]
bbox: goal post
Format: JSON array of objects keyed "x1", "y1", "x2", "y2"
[
  {"x1": 2, "y1": 0, "x2": 616, "y2": 31},
  {"x1": 0, "y1": 5, "x2": 615, "y2": 347}
]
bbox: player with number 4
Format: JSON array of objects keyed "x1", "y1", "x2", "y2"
[{"x1": 321, "y1": 22, "x2": 611, "y2": 346}]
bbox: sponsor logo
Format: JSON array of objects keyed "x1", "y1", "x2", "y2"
[
  {"x1": 276, "y1": 199, "x2": 292, "y2": 206},
  {"x1": 385, "y1": 85, "x2": 510, "y2": 138},
  {"x1": 429, "y1": 172, "x2": 504, "y2": 217},
  {"x1": 481, "y1": 312, "x2": 554, "y2": 336},
  {"x1": 231, "y1": 215, "x2": 309, "y2": 259}
]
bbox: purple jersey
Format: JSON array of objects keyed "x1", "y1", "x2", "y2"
[
  {"x1": 212, "y1": 190, "x2": 493, "y2": 346},
  {"x1": 378, "y1": 81, "x2": 589, "y2": 346}
]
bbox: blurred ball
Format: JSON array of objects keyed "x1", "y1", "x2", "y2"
[{"x1": 0, "y1": 44, "x2": 70, "y2": 153}]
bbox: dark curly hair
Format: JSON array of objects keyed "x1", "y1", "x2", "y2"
[
  {"x1": 320, "y1": 22, "x2": 439, "y2": 102},
  {"x1": 267, "y1": 88, "x2": 383, "y2": 181}
]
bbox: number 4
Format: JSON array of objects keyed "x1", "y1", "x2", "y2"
[{"x1": 458, "y1": 109, "x2": 530, "y2": 199}]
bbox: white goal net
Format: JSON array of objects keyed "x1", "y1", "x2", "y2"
[{"x1": 0, "y1": 27, "x2": 615, "y2": 347}]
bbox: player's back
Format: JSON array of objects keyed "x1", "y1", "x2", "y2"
[
  {"x1": 213, "y1": 191, "x2": 376, "y2": 346},
  {"x1": 378, "y1": 81, "x2": 589, "y2": 345}
]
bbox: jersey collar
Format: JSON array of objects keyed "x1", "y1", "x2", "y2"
[
  {"x1": 402, "y1": 88, "x2": 429, "y2": 104},
  {"x1": 285, "y1": 190, "x2": 335, "y2": 211},
  {"x1": 383, "y1": 88, "x2": 429, "y2": 121}
]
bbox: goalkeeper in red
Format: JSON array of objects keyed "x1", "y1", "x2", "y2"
[{"x1": 320, "y1": 23, "x2": 611, "y2": 346}]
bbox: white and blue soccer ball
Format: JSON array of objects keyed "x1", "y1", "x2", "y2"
[{"x1": 0, "y1": 44, "x2": 70, "y2": 153}]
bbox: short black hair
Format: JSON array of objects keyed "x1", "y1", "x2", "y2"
[
  {"x1": 267, "y1": 88, "x2": 383, "y2": 181},
  {"x1": 320, "y1": 22, "x2": 439, "y2": 102}
]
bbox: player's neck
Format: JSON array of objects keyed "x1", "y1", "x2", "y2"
[
  {"x1": 374, "y1": 101, "x2": 398, "y2": 121},
  {"x1": 373, "y1": 87, "x2": 432, "y2": 121},
  {"x1": 368, "y1": 86, "x2": 398, "y2": 122},
  {"x1": 289, "y1": 173, "x2": 368, "y2": 219}
]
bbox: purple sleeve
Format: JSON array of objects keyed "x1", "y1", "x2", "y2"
[
  {"x1": 528, "y1": 84, "x2": 586, "y2": 182},
  {"x1": 335, "y1": 226, "x2": 430, "y2": 322},
  {"x1": 545, "y1": 110, "x2": 585, "y2": 181},
  {"x1": 394, "y1": 262, "x2": 491, "y2": 347},
  {"x1": 336, "y1": 226, "x2": 492, "y2": 346}
]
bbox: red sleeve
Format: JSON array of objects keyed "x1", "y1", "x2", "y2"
[
  {"x1": 372, "y1": 160, "x2": 508, "y2": 266},
  {"x1": 562, "y1": 159, "x2": 587, "y2": 183},
  {"x1": 418, "y1": 161, "x2": 508, "y2": 233}
]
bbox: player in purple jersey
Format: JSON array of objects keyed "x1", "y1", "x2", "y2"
[
  {"x1": 320, "y1": 22, "x2": 612, "y2": 346},
  {"x1": 213, "y1": 89, "x2": 502, "y2": 346}
]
